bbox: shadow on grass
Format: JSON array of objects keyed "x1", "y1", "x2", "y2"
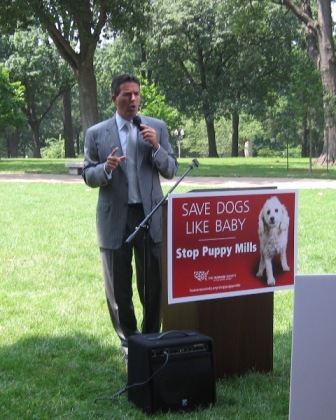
[
  {"x1": 0, "y1": 329, "x2": 293, "y2": 418},
  {"x1": 0, "y1": 333, "x2": 133, "y2": 418}
]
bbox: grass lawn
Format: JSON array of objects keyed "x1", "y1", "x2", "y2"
[
  {"x1": 1, "y1": 161, "x2": 335, "y2": 418},
  {"x1": 1, "y1": 156, "x2": 336, "y2": 179}
]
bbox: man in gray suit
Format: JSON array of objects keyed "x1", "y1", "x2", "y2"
[{"x1": 82, "y1": 74, "x2": 178, "y2": 357}]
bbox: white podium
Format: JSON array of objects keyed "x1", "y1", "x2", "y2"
[{"x1": 289, "y1": 274, "x2": 336, "y2": 419}]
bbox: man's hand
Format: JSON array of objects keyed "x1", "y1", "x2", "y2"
[
  {"x1": 140, "y1": 124, "x2": 159, "y2": 151},
  {"x1": 105, "y1": 147, "x2": 126, "y2": 174}
]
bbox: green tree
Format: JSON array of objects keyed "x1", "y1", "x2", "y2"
[
  {"x1": 94, "y1": 40, "x2": 181, "y2": 134},
  {"x1": 221, "y1": 2, "x2": 298, "y2": 156},
  {"x1": 0, "y1": 66, "x2": 25, "y2": 157},
  {"x1": 263, "y1": 44, "x2": 323, "y2": 158},
  {"x1": 148, "y1": 0, "x2": 297, "y2": 157},
  {"x1": 0, "y1": 66, "x2": 24, "y2": 129},
  {"x1": 94, "y1": 38, "x2": 144, "y2": 121},
  {"x1": 4, "y1": 28, "x2": 73, "y2": 157},
  {"x1": 273, "y1": 0, "x2": 336, "y2": 165},
  {"x1": 0, "y1": 0, "x2": 151, "y2": 136},
  {"x1": 149, "y1": 0, "x2": 235, "y2": 157},
  {"x1": 138, "y1": 78, "x2": 181, "y2": 134}
]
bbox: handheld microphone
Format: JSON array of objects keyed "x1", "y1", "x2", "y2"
[{"x1": 132, "y1": 115, "x2": 143, "y2": 131}]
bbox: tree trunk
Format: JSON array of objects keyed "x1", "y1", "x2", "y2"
[
  {"x1": 205, "y1": 117, "x2": 218, "y2": 157},
  {"x1": 8, "y1": 130, "x2": 19, "y2": 158},
  {"x1": 43, "y1": 12, "x2": 102, "y2": 138},
  {"x1": 314, "y1": 0, "x2": 336, "y2": 165},
  {"x1": 301, "y1": 110, "x2": 308, "y2": 157},
  {"x1": 231, "y1": 111, "x2": 239, "y2": 157},
  {"x1": 63, "y1": 87, "x2": 75, "y2": 158},
  {"x1": 30, "y1": 121, "x2": 42, "y2": 158},
  {"x1": 276, "y1": 0, "x2": 336, "y2": 165},
  {"x1": 302, "y1": 0, "x2": 319, "y2": 63},
  {"x1": 76, "y1": 133, "x2": 80, "y2": 156},
  {"x1": 77, "y1": 59, "x2": 99, "y2": 136}
]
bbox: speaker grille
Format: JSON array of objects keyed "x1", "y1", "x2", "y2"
[{"x1": 128, "y1": 331, "x2": 216, "y2": 414}]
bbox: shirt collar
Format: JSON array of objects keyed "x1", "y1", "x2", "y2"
[{"x1": 116, "y1": 112, "x2": 131, "y2": 131}]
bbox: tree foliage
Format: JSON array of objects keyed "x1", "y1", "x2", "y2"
[
  {"x1": 94, "y1": 40, "x2": 181, "y2": 133},
  {"x1": 272, "y1": 0, "x2": 336, "y2": 165},
  {"x1": 4, "y1": 27, "x2": 74, "y2": 157},
  {"x1": 0, "y1": 0, "x2": 331, "y2": 161},
  {"x1": 147, "y1": 0, "x2": 299, "y2": 157},
  {"x1": 148, "y1": 0, "x2": 236, "y2": 156},
  {"x1": 0, "y1": 0, "x2": 151, "y2": 137},
  {"x1": 138, "y1": 78, "x2": 181, "y2": 134},
  {"x1": 0, "y1": 66, "x2": 25, "y2": 129}
]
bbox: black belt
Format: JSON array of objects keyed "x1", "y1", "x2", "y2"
[{"x1": 128, "y1": 203, "x2": 143, "y2": 209}]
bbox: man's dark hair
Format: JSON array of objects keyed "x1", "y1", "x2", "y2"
[{"x1": 111, "y1": 74, "x2": 140, "y2": 96}]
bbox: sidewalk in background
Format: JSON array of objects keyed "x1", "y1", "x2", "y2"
[
  {"x1": 1, "y1": 172, "x2": 336, "y2": 189},
  {"x1": 160, "y1": 176, "x2": 336, "y2": 190}
]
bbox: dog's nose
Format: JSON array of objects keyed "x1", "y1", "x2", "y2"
[{"x1": 270, "y1": 217, "x2": 275, "y2": 224}]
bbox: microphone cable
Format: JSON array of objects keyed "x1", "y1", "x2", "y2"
[{"x1": 94, "y1": 351, "x2": 169, "y2": 403}]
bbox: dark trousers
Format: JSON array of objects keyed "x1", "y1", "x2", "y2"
[{"x1": 100, "y1": 206, "x2": 162, "y2": 344}]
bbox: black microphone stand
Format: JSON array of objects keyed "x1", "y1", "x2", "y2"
[{"x1": 125, "y1": 159, "x2": 199, "y2": 333}]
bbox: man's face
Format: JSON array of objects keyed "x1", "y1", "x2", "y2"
[{"x1": 112, "y1": 81, "x2": 140, "y2": 120}]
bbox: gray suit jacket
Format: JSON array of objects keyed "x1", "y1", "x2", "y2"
[{"x1": 82, "y1": 114, "x2": 178, "y2": 249}]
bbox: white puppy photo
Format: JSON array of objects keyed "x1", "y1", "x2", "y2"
[{"x1": 256, "y1": 196, "x2": 290, "y2": 286}]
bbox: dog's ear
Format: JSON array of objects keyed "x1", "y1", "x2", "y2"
[
  {"x1": 258, "y1": 209, "x2": 266, "y2": 235},
  {"x1": 280, "y1": 205, "x2": 289, "y2": 230}
]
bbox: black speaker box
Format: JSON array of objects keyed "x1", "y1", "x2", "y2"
[{"x1": 127, "y1": 330, "x2": 216, "y2": 414}]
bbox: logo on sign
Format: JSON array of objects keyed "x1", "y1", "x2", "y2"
[{"x1": 194, "y1": 271, "x2": 209, "y2": 281}]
